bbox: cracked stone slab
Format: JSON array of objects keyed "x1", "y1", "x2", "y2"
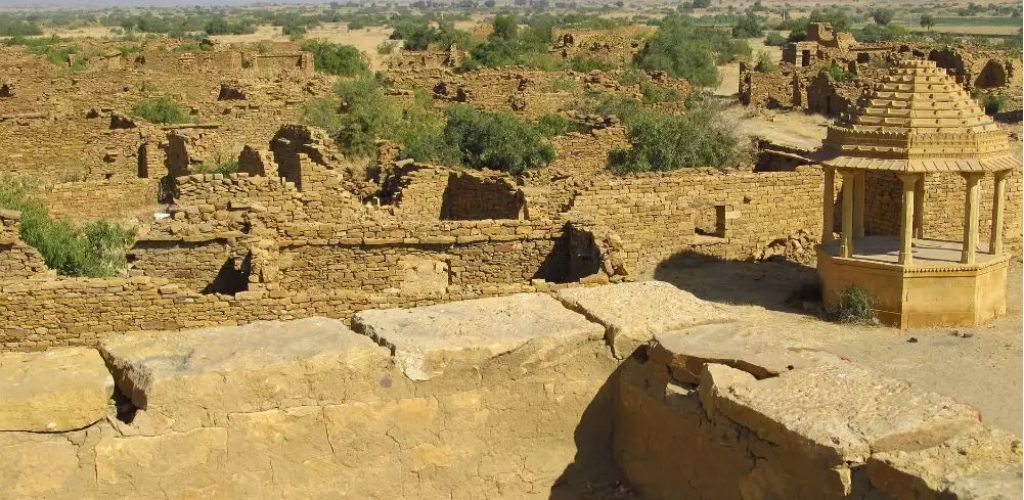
[
  {"x1": 716, "y1": 362, "x2": 982, "y2": 465},
  {"x1": 652, "y1": 322, "x2": 846, "y2": 384},
  {"x1": 555, "y1": 281, "x2": 730, "y2": 358},
  {"x1": 867, "y1": 424, "x2": 1023, "y2": 499},
  {"x1": 0, "y1": 347, "x2": 113, "y2": 432},
  {"x1": 353, "y1": 293, "x2": 604, "y2": 381},
  {"x1": 99, "y1": 317, "x2": 391, "y2": 430}
]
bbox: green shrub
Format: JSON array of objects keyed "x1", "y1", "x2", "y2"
[
  {"x1": 633, "y1": 15, "x2": 750, "y2": 87},
  {"x1": 545, "y1": 76, "x2": 580, "y2": 92},
  {"x1": 977, "y1": 93, "x2": 1007, "y2": 115},
  {"x1": 131, "y1": 96, "x2": 190, "y2": 124},
  {"x1": 640, "y1": 81, "x2": 683, "y2": 104},
  {"x1": 763, "y1": 31, "x2": 786, "y2": 47},
  {"x1": 130, "y1": 95, "x2": 190, "y2": 123},
  {"x1": 196, "y1": 159, "x2": 239, "y2": 175},
  {"x1": 443, "y1": 105, "x2": 554, "y2": 174},
  {"x1": 300, "y1": 40, "x2": 368, "y2": 76},
  {"x1": 569, "y1": 56, "x2": 614, "y2": 73},
  {"x1": 831, "y1": 286, "x2": 874, "y2": 324},
  {"x1": 754, "y1": 51, "x2": 776, "y2": 72},
  {"x1": 825, "y1": 61, "x2": 855, "y2": 82},
  {"x1": 0, "y1": 178, "x2": 132, "y2": 278},
  {"x1": 535, "y1": 113, "x2": 579, "y2": 137},
  {"x1": 607, "y1": 97, "x2": 749, "y2": 174},
  {"x1": 377, "y1": 40, "x2": 398, "y2": 55},
  {"x1": 0, "y1": 18, "x2": 42, "y2": 37},
  {"x1": 306, "y1": 76, "x2": 454, "y2": 164},
  {"x1": 732, "y1": 12, "x2": 763, "y2": 38}
]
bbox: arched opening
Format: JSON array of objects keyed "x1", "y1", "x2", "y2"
[{"x1": 975, "y1": 60, "x2": 1008, "y2": 88}]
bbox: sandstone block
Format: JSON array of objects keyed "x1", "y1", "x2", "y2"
[
  {"x1": 99, "y1": 317, "x2": 391, "y2": 430},
  {"x1": 652, "y1": 322, "x2": 844, "y2": 384},
  {"x1": 867, "y1": 424, "x2": 1022, "y2": 499},
  {"x1": 353, "y1": 293, "x2": 604, "y2": 380},
  {"x1": 718, "y1": 362, "x2": 981, "y2": 465},
  {"x1": 0, "y1": 347, "x2": 113, "y2": 432},
  {"x1": 555, "y1": 281, "x2": 729, "y2": 358}
]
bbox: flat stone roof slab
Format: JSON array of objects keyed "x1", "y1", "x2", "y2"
[
  {"x1": 0, "y1": 347, "x2": 113, "y2": 432},
  {"x1": 717, "y1": 362, "x2": 982, "y2": 465},
  {"x1": 653, "y1": 322, "x2": 845, "y2": 384},
  {"x1": 556, "y1": 281, "x2": 730, "y2": 357},
  {"x1": 99, "y1": 317, "x2": 389, "y2": 429},
  {"x1": 353, "y1": 293, "x2": 604, "y2": 380}
]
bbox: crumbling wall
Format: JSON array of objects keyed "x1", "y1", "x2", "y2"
[
  {"x1": 442, "y1": 171, "x2": 526, "y2": 220},
  {"x1": 2, "y1": 287, "x2": 1017, "y2": 499},
  {"x1": 272, "y1": 220, "x2": 568, "y2": 294},
  {"x1": 566, "y1": 167, "x2": 824, "y2": 274},
  {"x1": 614, "y1": 323, "x2": 1022, "y2": 500},
  {"x1": 42, "y1": 179, "x2": 160, "y2": 220},
  {"x1": 0, "y1": 210, "x2": 48, "y2": 279}
]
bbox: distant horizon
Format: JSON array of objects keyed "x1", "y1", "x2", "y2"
[{"x1": 0, "y1": 0, "x2": 341, "y2": 8}]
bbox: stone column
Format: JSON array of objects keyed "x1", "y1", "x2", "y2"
[
  {"x1": 853, "y1": 171, "x2": 866, "y2": 238},
  {"x1": 897, "y1": 174, "x2": 917, "y2": 266},
  {"x1": 840, "y1": 170, "x2": 855, "y2": 258},
  {"x1": 960, "y1": 172, "x2": 983, "y2": 264},
  {"x1": 822, "y1": 166, "x2": 835, "y2": 243},
  {"x1": 913, "y1": 174, "x2": 925, "y2": 238},
  {"x1": 990, "y1": 170, "x2": 1008, "y2": 256}
]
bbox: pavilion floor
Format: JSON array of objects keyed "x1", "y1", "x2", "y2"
[{"x1": 819, "y1": 236, "x2": 1003, "y2": 267}]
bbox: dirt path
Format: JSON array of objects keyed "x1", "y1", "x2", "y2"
[{"x1": 653, "y1": 256, "x2": 1023, "y2": 437}]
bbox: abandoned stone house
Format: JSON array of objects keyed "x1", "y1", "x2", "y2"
[{"x1": 742, "y1": 23, "x2": 1023, "y2": 117}]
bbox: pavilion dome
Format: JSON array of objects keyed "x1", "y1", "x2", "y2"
[{"x1": 814, "y1": 58, "x2": 1015, "y2": 173}]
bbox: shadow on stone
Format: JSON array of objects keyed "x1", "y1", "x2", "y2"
[{"x1": 652, "y1": 250, "x2": 820, "y2": 315}]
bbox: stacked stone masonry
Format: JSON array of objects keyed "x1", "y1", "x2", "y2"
[{"x1": 0, "y1": 286, "x2": 1018, "y2": 499}]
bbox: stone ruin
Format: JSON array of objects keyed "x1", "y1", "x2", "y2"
[
  {"x1": 741, "y1": 23, "x2": 1024, "y2": 117},
  {"x1": 1, "y1": 282, "x2": 1020, "y2": 498}
]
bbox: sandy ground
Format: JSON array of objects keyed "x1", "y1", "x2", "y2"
[
  {"x1": 721, "y1": 105, "x2": 831, "y2": 149},
  {"x1": 653, "y1": 256, "x2": 1023, "y2": 437}
]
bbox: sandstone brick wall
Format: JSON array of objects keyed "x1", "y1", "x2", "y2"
[
  {"x1": 0, "y1": 276, "x2": 553, "y2": 351},
  {"x1": 42, "y1": 179, "x2": 161, "y2": 221},
  {"x1": 566, "y1": 167, "x2": 824, "y2": 274},
  {"x1": 165, "y1": 173, "x2": 309, "y2": 234},
  {"x1": 864, "y1": 169, "x2": 1023, "y2": 250},
  {"x1": 132, "y1": 219, "x2": 575, "y2": 294},
  {"x1": 0, "y1": 211, "x2": 48, "y2": 279}
]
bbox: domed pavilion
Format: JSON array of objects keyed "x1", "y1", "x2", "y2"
[{"x1": 814, "y1": 58, "x2": 1015, "y2": 328}]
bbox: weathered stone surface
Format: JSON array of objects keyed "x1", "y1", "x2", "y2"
[
  {"x1": 0, "y1": 347, "x2": 113, "y2": 432},
  {"x1": 718, "y1": 362, "x2": 982, "y2": 464},
  {"x1": 0, "y1": 431, "x2": 87, "y2": 499},
  {"x1": 555, "y1": 281, "x2": 729, "y2": 358},
  {"x1": 697, "y1": 363, "x2": 756, "y2": 419},
  {"x1": 943, "y1": 469, "x2": 1024, "y2": 500},
  {"x1": 95, "y1": 427, "x2": 232, "y2": 497},
  {"x1": 652, "y1": 322, "x2": 844, "y2": 384},
  {"x1": 353, "y1": 293, "x2": 604, "y2": 380},
  {"x1": 99, "y1": 317, "x2": 391, "y2": 430},
  {"x1": 867, "y1": 424, "x2": 1023, "y2": 499}
]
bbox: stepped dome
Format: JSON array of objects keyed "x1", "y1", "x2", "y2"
[{"x1": 815, "y1": 58, "x2": 1015, "y2": 172}]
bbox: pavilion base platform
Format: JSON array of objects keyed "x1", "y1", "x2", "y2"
[{"x1": 817, "y1": 236, "x2": 1009, "y2": 329}]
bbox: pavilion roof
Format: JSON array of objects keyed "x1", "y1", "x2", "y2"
[{"x1": 814, "y1": 58, "x2": 1014, "y2": 173}]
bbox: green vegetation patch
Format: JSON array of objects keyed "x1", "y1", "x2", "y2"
[
  {"x1": 131, "y1": 96, "x2": 190, "y2": 124},
  {"x1": 633, "y1": 15, "x2": 750, "y2": 88},
  {"x1": 300, "y1": 40, "x2": 368, "y2": 76},
  {"x1": 0, "y1": 178, "x2": 133, "y2": 278}
]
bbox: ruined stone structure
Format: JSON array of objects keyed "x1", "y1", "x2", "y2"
[
  {"x1": 815, "y1": 58, "x2": 1016, "y2": 328},
  {"x1": 0, "y1": 210, "x2": 48, "y2": 279},
  {"x1": 742, "y1": 24, "x2": 1023, "y2": 117},
  {"x1": 1, "y1": 284, "x2": 1020, "y2": 498}
]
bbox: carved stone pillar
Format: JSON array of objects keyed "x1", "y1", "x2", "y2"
[
  {"x1": 822, "y1": 167, "x2": 835, "y2": 243},
  {"x1": 897, "y1": 174, "x2": 918, "y2": 266},
  {"x1": 990, "y1": 170, "x2": 1009, "y2": 256},
  {"x1": 840, "y1": 170, "x2": 855, "y2": 258},
  {"x1": 961, "y1": 172, "x2": 983, "y2": 264}
]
